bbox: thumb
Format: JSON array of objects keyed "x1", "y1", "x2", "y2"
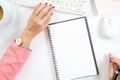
[{"x1": 109, "y1": 54, "x2": 120, "y2": 66}]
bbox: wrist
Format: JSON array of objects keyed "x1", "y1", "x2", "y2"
[
  {"x1": 15, "y1": 31, "x2": 34, "y2": 48},
  {"x1": 15, "y1": 36, "x2": 30, "y2": 48},
  {"x1": 20, "y1": 31, "x2": 34, "y2": 45}
]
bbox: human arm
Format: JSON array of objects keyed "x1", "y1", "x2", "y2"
[
  {"x1": 0, "y1": 3, "x2": 54, "y2": 80},
  {"x1": 0, "y1": 41, "x2": 31, "y2": 80},
  {"x1": 20, "y1": 3, "x2": 55, "y2": 46},
  {"x1": 109, "y1": 54, "x2": 120, "y2": 80}
]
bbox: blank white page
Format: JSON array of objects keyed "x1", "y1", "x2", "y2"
[{"x1": 48, "y1": 17, "x2": 98, "y2": 80}]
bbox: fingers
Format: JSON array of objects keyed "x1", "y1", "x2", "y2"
[
  {"x1": 109, "y1": 54, "x2": 120, "y2": 66},
  {"x1": 37, "y1": 6, "x2": 54, "y2": 31},
  {"x1": 32, "y1": 3, "x2": 41, "y2": 15},
  {"x1": 108, "y1": 54, "x2": 120, "y2": 80},
  {"x1": 33, "y1": 3, "x2": 54, "y2": 21},
  {"x1": 34, "y1": 3, "x2": 41, "y2": 11},
  {"x1": 42, "y1": 6, "x2": 55, "y2": 23},
  {"x1": 38, "y1": 4, "x2": 52, "y2": 19},
  {"x1": 33, "y1": 3, "x2": 46, "y2": 16},
  {"x1": 109, "y1": 61, "x2": 115, "y2": 80},
  {"x1": 31, "y1": 3, "x2": 55, "y2": 29}
]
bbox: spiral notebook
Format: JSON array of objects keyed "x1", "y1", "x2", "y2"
[{"x1": 47, "y1": 17, "x2": 99, "y2": 80}]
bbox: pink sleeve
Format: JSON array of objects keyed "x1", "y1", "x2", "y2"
[{"x1": 0, "y1": 41, "x2": 31, "y2": 80}]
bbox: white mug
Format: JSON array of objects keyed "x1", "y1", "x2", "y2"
[{"x1": 0, "y1": 0, "x2": 13, "y2": 26}]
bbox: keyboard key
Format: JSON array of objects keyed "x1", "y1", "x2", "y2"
[{"x1": 18, "y1": 0, "x2": 89, "y2": 15}]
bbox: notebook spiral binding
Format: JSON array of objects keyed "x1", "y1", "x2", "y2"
[{"x1": 47, "y1": 27, "x2": 60, "y2": 80}]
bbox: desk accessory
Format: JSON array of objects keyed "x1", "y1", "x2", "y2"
[
  {"x1": 101, "y1": 17, "x2": 118, "y2": 39},
  {"x1": 18, "y1": 0, "x2": 89, "y2": 15},
  {"x1": 47, "y1": 17, "x2": 99, "y2": 80}
]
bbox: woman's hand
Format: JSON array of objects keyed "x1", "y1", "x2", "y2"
[
  {"x1": 20, "y1": 3, "x2": 55, "y2": 45},
  {"x1": 109, "y1": 54, "x2": 120, "y2": 80}
]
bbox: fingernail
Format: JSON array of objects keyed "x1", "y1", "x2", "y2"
[
  {"x1": 109, "y1": 58, "x2": 111, "y2": 62},
  {"x1": 49, "y1": 4, "x2": 52, "y2": 6},
  {"x1": 45, "y1": 3, "x2": 47, "y2": 5},
  {"x1": 109, "y1": 60, "x2": 111, "y2": 62},
  {"x1": 52, "y1": 6, "x2": 55, "y2": 8},
  {"x1": 51, "y1": 13, "x2": 53, "y2": 15}
]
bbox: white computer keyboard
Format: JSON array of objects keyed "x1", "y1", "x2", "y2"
[{"x1": 18, "y1": 0, "x2": 89, "y2": 15}]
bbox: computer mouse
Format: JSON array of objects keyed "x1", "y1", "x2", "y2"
[{"x1": 101, "y1": 17, "x2": 117, "y2": 39}]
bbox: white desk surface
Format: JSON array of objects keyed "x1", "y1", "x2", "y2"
[{"x1": 0, "y1": 0, "x2": 120, "y2": 80}]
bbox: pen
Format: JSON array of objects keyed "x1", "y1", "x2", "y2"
[{"x1": 112, "y1": 66, "x2": 120, "y2": 80}]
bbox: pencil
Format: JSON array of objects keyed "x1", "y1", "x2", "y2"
[{"x1": 112, "y1": 66, "x2": 120, "y2": 80}]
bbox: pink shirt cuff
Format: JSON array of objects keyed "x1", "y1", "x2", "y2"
[{"x1": 0, "y1": 41, "x2": 31, "y2": 80}]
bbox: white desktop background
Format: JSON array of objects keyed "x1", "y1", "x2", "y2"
[{"x1": 0, "y1": 0, "x2": 120, "y2": 80}]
